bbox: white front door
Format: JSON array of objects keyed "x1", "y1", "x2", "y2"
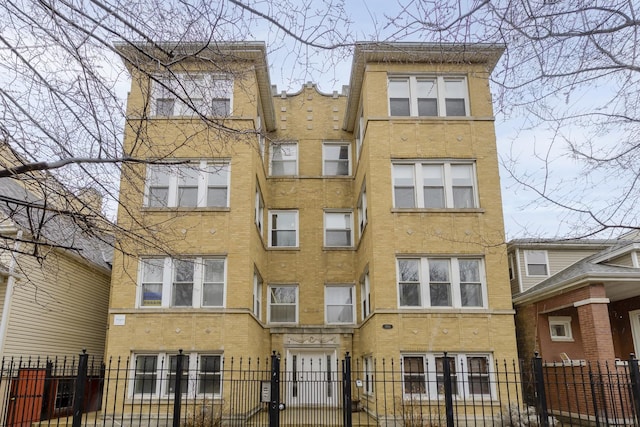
[{"x1": 288, "y1": 351, "x2": 337, "y2": 406}]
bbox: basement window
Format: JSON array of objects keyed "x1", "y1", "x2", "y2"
[{"x1": 549, "y1": 316, "x2": 573, "y2": 342}]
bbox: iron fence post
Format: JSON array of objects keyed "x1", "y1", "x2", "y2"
[
  {"x1": 269, "y1": 351, "x2": 280, "y2": 427},
  {"x1": 72, "y1": 350, "x2": 88, "y2": 427},
  {"x1": 532, "y1": 352, "x2": 549, "y2": 427},
  {"x1": 441, "y1": 352, "x2": 454, "y2": 427},
  {"x1": 343, "y1": 353, "x2": 353, "y2": 427},
  {"x1": 628, "y1": 353, "x2": 640, "y2": 425},
  {"x1": 172, "y1": 350, "x2": 185, "y2": 427}
]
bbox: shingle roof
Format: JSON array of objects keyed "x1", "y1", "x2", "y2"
[{"x1": 0, "y1": 176, "x2": 112, "y2": 270}]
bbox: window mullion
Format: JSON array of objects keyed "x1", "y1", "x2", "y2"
[
  {"x1": 443, "y1": 163, "x2": 454, "y2": 208},
  {"x1": 421, "y1": 258, "x2": 430, "y2": 307},
  {"x1": 162, "y1": 258, "x2": 172, "y2": 307},
  {"x1": 167, "y1": 172, "x2": 178, "y2": 207},
  {"x1": 409, "y1": 77, "x2": 419, "y2": 116},
  {"x1": 197, "y1": 162, "x2": 206, "y2": 208},
  {"x1": 193, "y1": 258, "x2": 202, "y2": 308},
  {"x1": 451, "y1": 259, "x2": 462, "y2": 308},
  {"x1": 436, "y1": 77, "x2": 446, "y2": 117},
  {"x1": 414, "y1": 164, "x2": 425, "y2": 208}
]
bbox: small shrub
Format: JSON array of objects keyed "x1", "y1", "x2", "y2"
[
  {"x1": 500, "y1": 403, "x2": 557, "y2": 427},
  {"x1": 181, "y1": 402, "x2": 221, "y2": 427}
]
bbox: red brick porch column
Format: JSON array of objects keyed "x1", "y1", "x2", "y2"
[{"x1": 575, "y1": 284, "x2": 614, "y2": 361}]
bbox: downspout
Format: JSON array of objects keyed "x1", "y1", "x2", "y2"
[{"x1": 0, "y1": 230, "x2": 23, "y2": 356}]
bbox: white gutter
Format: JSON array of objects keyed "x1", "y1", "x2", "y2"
[{"x1": 0, "y1": 230, "x2": 22, "y2": 355}]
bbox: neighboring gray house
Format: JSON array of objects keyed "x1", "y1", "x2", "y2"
[{"x1": 0, "y1": 145, "x2": 112, "y2": 359}]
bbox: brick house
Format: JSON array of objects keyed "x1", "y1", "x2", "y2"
[
  {"x1": 509, "y1": 233, "x2": 640, "y2": 363},
  {"x1": 106, "y1": 41, "x2": 518, "y2": 420}
]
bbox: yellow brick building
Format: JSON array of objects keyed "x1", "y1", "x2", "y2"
[{"x1": 106, "y1": 41, "x2": 518, "y2": 413}]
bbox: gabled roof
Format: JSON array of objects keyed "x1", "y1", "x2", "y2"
[
  {"x1": 513, "y1": 240, "x2": 640, "y2": 305},
  {"x1": 0, "y1": 176, "x2": 112, "y2": 271}
]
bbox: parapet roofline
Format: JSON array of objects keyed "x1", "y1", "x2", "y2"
[{"x1": 343, "y1": 42, "x2": 506, "y2": 131}]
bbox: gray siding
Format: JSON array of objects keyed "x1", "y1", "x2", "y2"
[
  {"x1": 3, "y1": 249, "x2": 110, "y2": 358},
  {"x1": 607, "y1": 253, "x2": 635, "y2": 267},
  {"x1": 518, "y1": 248, "x2": 601, "y2": 293}
]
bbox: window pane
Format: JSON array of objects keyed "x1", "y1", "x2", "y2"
[
  {"x1": 390, "y1": 99, "x2": 410, "y2": 116},
  {"x1": 270, "y1": 305, "x2": 296, "y2": 322},
  {"x1": 452, "y1": 165, "x2": 475, "y2": 208},
  {"x1": 461, "y1": 283, "x2": 482, "y2": 307},
  {"x1": 459, "y1": 260, "x2": 480, "y2": 282},
  {"x1": 403, "y1": 357, "x2": 426, "y2": 394},
  {"x1": 423, "y1": 164, "x2": 444, "y2": 207},
  {"x1": 203, "y1": 283, "x2": 223, "y2": 306},
  {"x1": 399, "y1": 259, "x2": 419, "y2": 281},
  {"x1": 430, "y1": 283, "x2": 451, "y2": 306},
  {"x1": 134, "y1": 356, "x2": 157, "y2": 394},
  {"x1": 417, "y1": 80, "x2": 437, "y2": 116},
  {"x1": 394, "y1": 165, "x2": 415, "y2": 207},
  {"x1": 177, "y1": 187, "x2": 198, "y2": 206},
  {"x1": 467, "y1": 356, "x2": 490, "y2": 395},
  {"x1": 271, "y1": 287, "x2": 296, "y2": 304},
  {"x1": 207, "y1": 188, "x2": 227, "y2": 207},
  {"x1": 148, "y1": 188, "x2": 169, "y2": 207},
  {"x1": 399, "y1": 283, "x2": 421, "y2": 306},
  {"x1": 445, "y1": 99, "x2": 465, "y2": 116},
  {"x1": 429, "y1": 259, "x2": 450, "y2": 282},
  {"x1": 143, "y1": 259, "x2": 164, "y2": 282},
  {"x1": 327, "y1": 305, "x2": 353, "y2": 323},
  {"x1": 174, "y1": 260, "x2": 194, "y2": 282},
  {"x1": 211, "y1": 99, "x2": 230, "y2": 116},
  {"x1": 147, "y1": 167, "x2": 170, "y2": 207},
  {"x1": 167, "y1": 355, "x2": 189, "y2": 394},
  {"x1": 326, "y1": 230, "x2": 351, "y2": 246},
  {"x1": 272, "y1": 230, "x2": 296, "y2": 246},
  {"x1": 453, "y1": 187, "x2": 474, "y2": 208},
  {"x1": 204, "y1": 260, "x2": 224, "y2": 282},
  {"x1": 445, "y1": 80, "x2": 466, "y2": 116},
  {"x1": 199, "y1": 355, "x2": 222, "y2": 394},
  {"x1": 389, "y1": 79, "x2": 410, "y2": 116},
  {"x1": 173, "y1": 283, "x2": 193, "y2": 306},
  {"x1": 528, "y1": 264, "x2": 548, "y2": 275},
  {"x1": 156, "y1": 98, "x2": 175, "y2": 116},
  {"x1": 436, "y1": 357, "x2": 458, "y2": 395},
  {"x1": 142, "y1": 283, "x2": 163, "y2": 306}
]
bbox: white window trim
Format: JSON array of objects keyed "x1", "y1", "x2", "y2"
[
  {"x1": 151, "y1": 73, "x2": 233, "y2": 117},
  {"x1": 396, "y1": 257, "x2": 487, "y2": 309},
  {"x1": 363, "y1": 355, "x2": 374, "y2": 396},
  {"x1": 269, "y1": 141, "x2": 298, "y2": 176},
  {"x1": 392, "y1": 161, "x2": 479, "y2": 209},
  {"x1": 137, "y1": 257, "x2": 227, "y2": 308},
  {"x1": 268, "y1": 210, "x2": 299, "y2": 248},
  {"x1": 360, "y1": 272, "x2": 371, "y2": 321},
  {"x1": 322, "y1": 141, "x2": 352, "y2": 176},
  {"x1": 144, "y1": 160, "x2": 230, "y2": 208},
  {"x1": 358, "y1": 184, "x2": 368, "y2": 237},
  {"x1": 388, "y1": 75, "x2": 469, "y2": 117},
  {"x1": 324, "y1": 210, "x2": 353, "y2": 247},
  {"x1": 253, "y1": 269, "x2": 263, "y2": 321},
  {"x1": 255, "y1": 186, "x2": 264, "y2": 235},
  {"x1": 524, "y1": 250, "x2": 550, "y2": 277},
  {"x1": 130, "y1": 353, "x2": 223, "y2": 399},
  {"x1": 549, "y1": 316, "x2": 574, "y2": 342},
  {"x1": 267, "y1": 285, "x2": 299, "y2": 324},
  {"x1": 401, "y1": 353, "x2": 494, "y2": 400},
  {"x1": 325, "y1": 285, "x2": 356, "y2": 325}
]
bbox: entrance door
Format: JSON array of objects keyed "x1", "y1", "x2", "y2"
[{"x1": 287, "y1": 351, "x2": 336, "y2": 406}]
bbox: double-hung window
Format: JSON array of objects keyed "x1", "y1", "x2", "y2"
[
  {"x1": 145, "y1": 161, "x2": 230, "y2": 208},
  {"x1": 324, "y1": 211, "x2": 353, "y2": 247},
  {"x1": 152, "y1": 73, "x2": 233, "y2": 117},
  {"x1": 325, "y1": 285, "x2": 355, "y2": 324},
  {"x1": 388, "y1": 76, "x2": 468, "y2": 117},
  {"x1": 139, "y1": 257, "x2": 226, "y2": 308},
  {"x1": 393, "y1": 161, "x2": 477, "y2": 209},
  {"x1": 323, "y1": 142, "x2": 351, "y2": 176},
  {"x1": 269, "y1": 210, "x2": 298, "y2": 247},
  {"x1": 132, "y1": 353, "x2": 222, "y2": 397},
  {"x1": 268, "y1": 285, "x2": 298, "y2": 324},
  {"x1": 401, "y1": 353, "x2": 492, "y2": 399},
  {"x1": 270, "y1": 142, "x2": 298, "y2": 176},
  {"x1": 524, "y1": 250, "x2": 549, "y2": 276},
  {"x1": 397, "y1": 257, "x2": 486, "y2": 308}
]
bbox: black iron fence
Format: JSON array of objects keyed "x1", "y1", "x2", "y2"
[{"x1": 2, "y1": 351, "x2": 640, "y2": 426}]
